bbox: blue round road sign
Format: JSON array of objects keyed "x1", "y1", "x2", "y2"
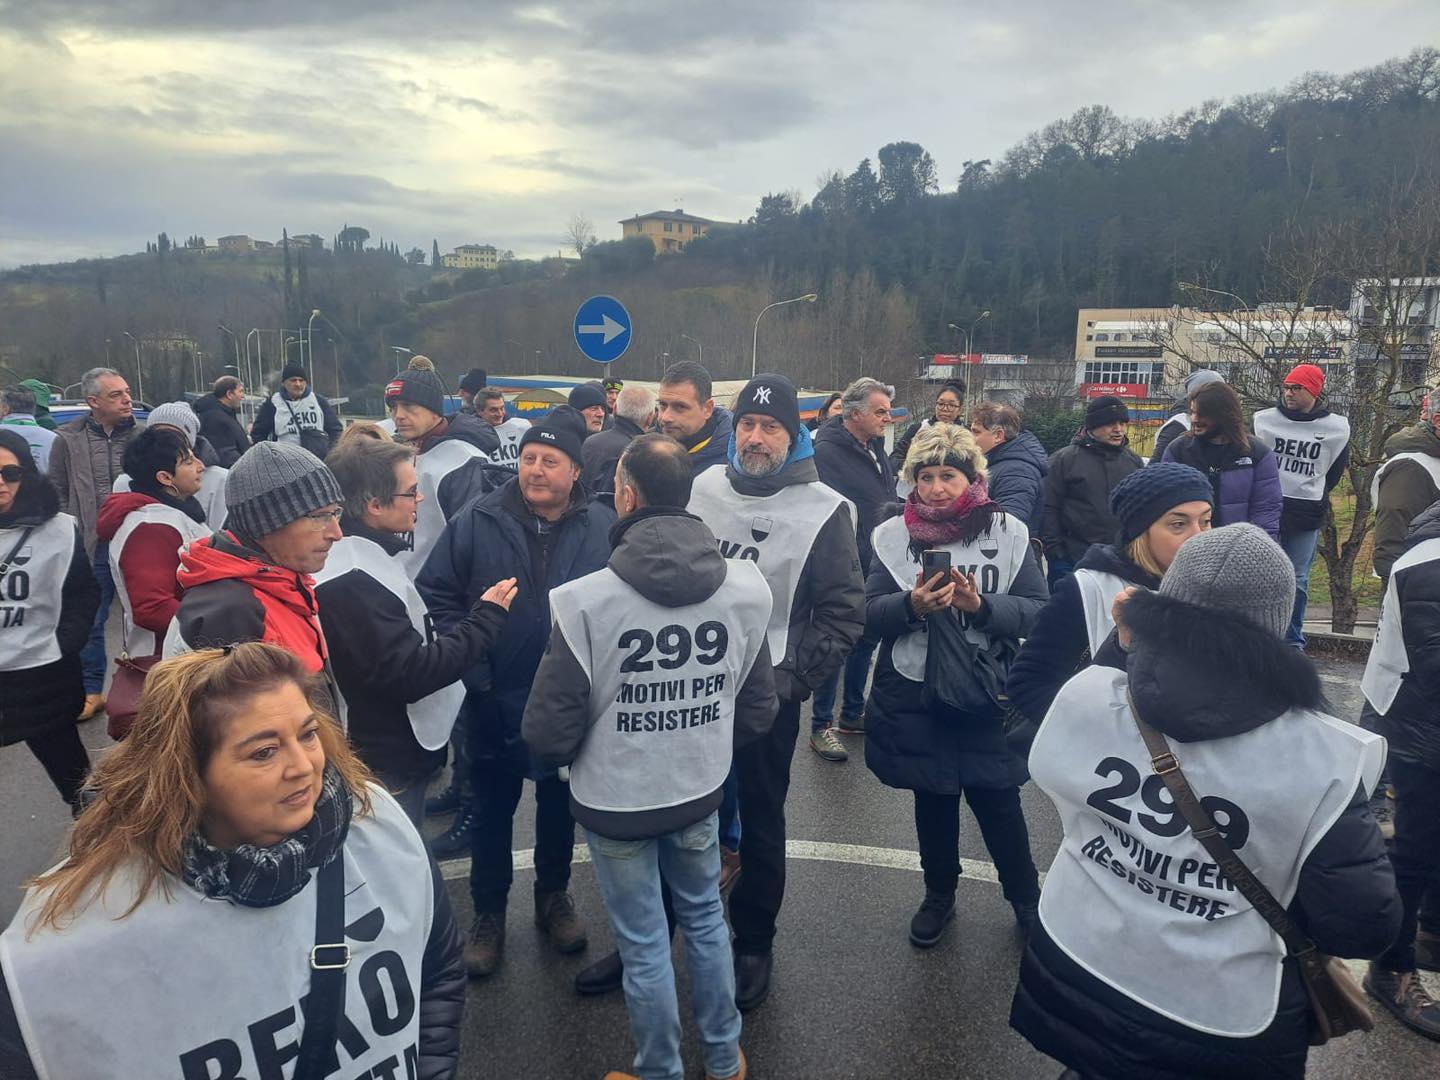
[{"x1": 573, "y1": 295, "x2": 632, "y2": 364}]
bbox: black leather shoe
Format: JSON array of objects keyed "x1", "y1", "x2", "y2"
[
  {"x1": 574, "y1": 950, "x2": 624, "y2": 996},
  {"x1": 734, "y1": 951, "x2": 773, "y2": 1012},
  {"x1": 909, "y1": 889, "x2": 956, "y2": 948},
  {"x1": 428, "y1": 807, "x2": 476, "y2": 860}
]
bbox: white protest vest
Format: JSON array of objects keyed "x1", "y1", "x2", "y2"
[
  {"x1": 113, "y1": 467, "x2": 228, "y2": 531},
  {"x1": 1369, "y1": 450, "x2": 1440, "y2": 505},
  {"x1": 550, "y1": 561, "x2": 772, "y2": 814},
  {"x1": 687, "y1": 464, "x2": 851, "y2": 663},
  {"x1": 1032, "y1": 665, "x2": 1385, "y2": 1037},
  {"x1": 107, "y1": 503, "x2": 211, "y2": 658},
  {"x1": 270, "y1": 389, "x2": 325, "y2": 445},
  {"x1": 398, "y1": 439, "x2": 485, "y2": 578},
  {"x1": 0, "y1": 514, "x2": 78, "y2": 671},
  {"x1": 1362, "y1": 535, "x2": 1440, "y2": 715},
  {"x1": 488, "y1": 417, "x2": 531, "y2": 471},
  {"x1": 0, "y1": 785, "x2": 432, "y2": 1080},
  {"x1": 871, "y1": 513, "x2": 1031, "y2": 682},
  {"x1": 315, "y1": 535, "x2": 464, "y2": 750},
  {"x1": 1071, "y1": 568, "x2": 1130, "y2": 654},
  {"x1": 1252, "y1": 408, "x2": 1350, "y2": 502}
]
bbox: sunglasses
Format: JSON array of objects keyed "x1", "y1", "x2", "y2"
[{"x1": 0, "y1": 466, "x2": 24, "y2": 483}]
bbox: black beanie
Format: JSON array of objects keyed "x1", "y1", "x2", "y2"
[
  {"x1": 1109, "y1": 462, "x2": 1214, "y2": 543},
  {"x1": 385, "y1": 367, "x2": 445, "y2": 416},
  {"x1": 519, "y1": 412, "x2": 584, "y2": 465},
  {"x1": 734, "y1": 373, "x2": 800, "y2": 444},
  {"x1": 568, "y1": 382, "x2": 607, "y2": 411},
  {"x1": 460, "y1": 368, "x2": 487, "y2": 394},
  {"x1": 1085, "y1": 395, "x2": 1129, "y2": 430},
  {"x1": 281, "y1": 361, "x2": 307, "y2": 382}
]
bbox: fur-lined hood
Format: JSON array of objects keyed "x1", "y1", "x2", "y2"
[{"x1": 1125, "y1": 588, "x2": 1322, "y2": 742}]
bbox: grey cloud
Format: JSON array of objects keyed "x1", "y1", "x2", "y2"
[
  {"x1": 2, "y1": 0, "x2": 827, "y2": 53},
  {"x1": 491, "y1": 150, "x2": 647, "y2": 185}
]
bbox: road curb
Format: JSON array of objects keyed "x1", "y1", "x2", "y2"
[{"x1": 1304, "y1": 631, "x2": 1373, "y2": 660}]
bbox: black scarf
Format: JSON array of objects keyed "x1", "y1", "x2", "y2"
[
  {"x1": 181, "y1": 763, "x2": 353, "y2": 908},
  {"x1": 131, "y1": 481, "x2": 206, "y2": 525}
]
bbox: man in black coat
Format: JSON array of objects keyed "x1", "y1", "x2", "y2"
[
  {"x1": 1040, "y1": 395, "x2": 1142, "y2": 588},
  {"x1": 1362, "y1": 498, "x2": 1440, "y2": 1038},
  {"x1": 811, "y1": 376, "x2": 895, "y2": 740},
  {"x1": 580, "y1": 384, "x2": 657, "y2": 502},
  {"x1": 194, "y1": 376, "x2": 250, "y2": 468},
  {"x1": 969, "y1": 402, "x2": 1048, "y2": 533}
]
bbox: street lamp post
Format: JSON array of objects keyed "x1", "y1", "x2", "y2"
[
  {"x1": 390, "y1": 346, "x2": 412, "y2": 374},
  {"x1": 218, "y1": 324, "x2": 241, "y2": 390},
  {"x1": 752, "y1": 293, "x2": 818, "y2": 378},
  {"x1": 948, "y1": 310, "x2": 991, "y2": 401},
  {"x1": 121, "y1": 331, "x2": 144, "y2": 404},
  {"x1": 680, "y1": 333, "x2": 703, "y2": 366},
  {"x1": 307, "y1": 309, "x2": 321, "y2": 386},
  {"x1": 245, "y1": 329, "x2": 259, "y2": 392},
  {"x1": 503, "y1": 339, "x2": 524, "y2": 370}
]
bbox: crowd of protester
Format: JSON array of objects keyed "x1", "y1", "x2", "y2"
[{"x1": 0, "y1": 355, "x2": 1436, "y2": 1080}]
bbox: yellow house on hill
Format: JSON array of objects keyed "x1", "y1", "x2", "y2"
[{"x1": 620, "y1": 209, "x2": 715, "y2": 254}]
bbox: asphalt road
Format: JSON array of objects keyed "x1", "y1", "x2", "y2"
[{"x1": 2, "y1": 632, "x2": 1437, "y2": 1078}]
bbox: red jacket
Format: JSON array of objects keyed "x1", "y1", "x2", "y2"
[
  {"x1": 173, "y1": 531, "x2": 329, "y2": 675},
  {"x1": 96, "y1": 493, "x2": 187, "y2": 643}
]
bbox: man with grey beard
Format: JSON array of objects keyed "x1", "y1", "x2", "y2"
[{"x1": 686, "y1": 372, "x2": 866, "y2": 1012}]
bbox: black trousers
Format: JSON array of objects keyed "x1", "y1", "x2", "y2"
[
  {"x1": 913, "y1": 786, "x2": 1040, "y2": 904},
  {"x1": 729, "y1": 697, "x2": 800, "y2": 956},
  {"x1": 468, "y1": 760, "x2": 575, "y2": 914},
  {"x1": 23, "y1": 724, "x2": 91, "y2": 808},
  {"x1": 1379, "y1": 757, "x2": 1440, "y2": 971}
]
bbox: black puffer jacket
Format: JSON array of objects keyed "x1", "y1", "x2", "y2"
[
  {"x1": 1040, "y1": 432, "x2": 1143, "y2": 563},
  {"x1": 0, "y1": 471, "x2": 100, "y2": 747},
  {"x1": 984, "y1": 428, "x2": 1049, "y2": 533},
  {"x1": 193, "y1": 395, "x2": 250, "y2": 467},
  {"x1": 1005, "y1": 542, "x2": 1158, "y2": 733},
  {"x1": 1372, "y1": 498, "x2": 1440, "y2": 771},
  {"x1": 863, "y1": 516, "x2": 1047, "y2": 794},
  {"x1": 813, "y1": 415, "x2": 897, "y2": 573},
  {"x1": 1011, "y1": 589, "x2": 1401, "y2": 1080}
]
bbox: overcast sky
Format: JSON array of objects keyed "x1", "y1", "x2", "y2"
[{"x1": 3, "y1": 1, "x2": 1439, "y2": 269}]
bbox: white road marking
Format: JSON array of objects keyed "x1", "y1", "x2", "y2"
[{"x1": 439, "y1": 840, "x2": 1009, "y2": 886}]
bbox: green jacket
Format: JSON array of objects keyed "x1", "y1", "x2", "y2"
[
  {"x1": 1374, "y1": 422, "x2": 1440, "y2": 581},
  {"x1": 17, "y1": 381, "x2": 57, "y2": 431}
]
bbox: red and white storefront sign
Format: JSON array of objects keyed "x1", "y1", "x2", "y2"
[{"x1": 1079, "y1": 382, "x2": 1150, "y2": 399}]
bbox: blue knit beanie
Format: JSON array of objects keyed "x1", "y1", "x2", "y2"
[{"x1": 1110, "y1": 462, "x2": 1213, "y2": 543}]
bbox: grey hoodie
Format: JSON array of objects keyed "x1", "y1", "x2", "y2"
[{"x1": 522, "y1": 507, "x2": 778, "y2": 840}]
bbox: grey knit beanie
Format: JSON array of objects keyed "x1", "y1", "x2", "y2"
[
  {"x1": 224, "y1": 441, "x2": 342, "y2": 540},
  {"x1": 1184, "y1": 369, "x2": 1224, "y2": 395},
  {"x1": 1159, "y1": 523, "x2": 1295, "y2": 638},
  {"x1": 146, "y1": 402, "x2": 200, "y2": 446}
]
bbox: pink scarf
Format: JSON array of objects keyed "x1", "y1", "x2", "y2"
[{"x1": 903, "y1": 477, "x2": 996, "y2": 547}]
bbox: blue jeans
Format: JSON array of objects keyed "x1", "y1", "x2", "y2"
[
  {"x1": 1279, "y1": 528, "x2": 1319, "y2": 649},
  {"x1": 811, "y1": 638, "x2": 877, "y2": 731},
  {"x1": 586, "y1": 812, "x2": 741, "y2": 1080},
  {"x1": 1045, "y1": 556, "x2": 1075, "y2": 592},
  {"x1": 718, "y1": 768, "x2": 741, "y2": 850},
  {"x1": 80, "y1": 543, "x2": 114, "y2": 694}
]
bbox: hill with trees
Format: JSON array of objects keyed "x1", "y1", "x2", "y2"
[{"x1": 2, "y1": 47, "x2": 1438, "y2": 412}]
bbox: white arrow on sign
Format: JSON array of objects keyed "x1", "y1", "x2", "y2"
[{"x1": 578, "y1": 313, "x2": 628, "y2": 345}]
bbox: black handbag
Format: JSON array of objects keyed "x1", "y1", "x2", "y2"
[
  {"x1": 921, "y1": 608, "x2": 1011, "y2": 718},
  {"x1": 295, "y1": 852, "x2": 348, "y2": 1077}
]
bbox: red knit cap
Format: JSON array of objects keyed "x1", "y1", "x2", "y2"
[{"x1": 1284, "y1": 363, "x2": 1324, "y2": 399}]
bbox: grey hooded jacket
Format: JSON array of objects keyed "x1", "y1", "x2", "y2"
[{"x1": 522, "y1": 507, "x2": 778, "y2": 840}]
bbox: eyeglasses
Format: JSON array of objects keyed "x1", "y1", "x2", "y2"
[
  {"x1": 0, "y1": 466, "x2": 23, "y2": 483},
  {"x1": 392, "y1": 488, "x2": 420, "y2": 500},
  {"x1": 302, "y1": 507, "x2": 344, "y2": 527}
]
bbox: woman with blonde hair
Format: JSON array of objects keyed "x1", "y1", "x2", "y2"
[
  {"x1": 1006, "y1": 462, "x2": 1213, "y2": 736},
  {"x1": 338, "y1": 419, "x2": 396, "y2": 445},
  {"x1": 864, "y1": 423, "x2": 1047, "y2": 948},
  {"x1": 0, "y1": 643, "x2": 465, "y2": 1080}
]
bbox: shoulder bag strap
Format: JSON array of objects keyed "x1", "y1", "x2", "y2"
[
  {"x1": 280, "y1": 394, "x2": 305, "y2": 435},
  {"x1": 0, "y1": 527, "x2": 34, "y2": 582},
  {"x1": 295, "y1": 852, "x2": 348, "y2": 1077},
  {"x1": 1126, "y1": 690, "x2": 1318, "y2": 960}
]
